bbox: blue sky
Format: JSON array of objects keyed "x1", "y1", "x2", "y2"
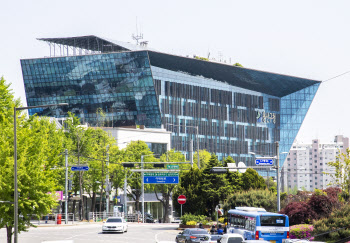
[{"x1": 1, "y1": 0, "x2": 349, "y2": 143}]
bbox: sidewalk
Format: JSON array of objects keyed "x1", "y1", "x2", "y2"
[{"x1": 30, "y1": 220, "x2": 179, "y2": 228}]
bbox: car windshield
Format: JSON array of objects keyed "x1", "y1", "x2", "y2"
[
  {"x1": 106, "y1": 218, "x2": 122, "y2": 223},
  {"x1": 228, "y1": 238, "x2": 243, "y2": 243},
  {"x1": 191, "y1": 229, "x2": 208, "y2": 235}
]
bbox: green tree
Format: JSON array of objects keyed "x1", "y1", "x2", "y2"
[
  {"x1": 326, "y1": 149, "x2": 350, "y2": 195},
  {"x1": 193, "y1": 150, "x2": 211, "y2": 169},
  {"x1": 63, "y1": 113, "x2": 91, "y2": 220},
  {"x1": 154, "y1": 150, "x2": 185, "y2": 223},
  {"x1": 173, "y1": 168, "x2": 206, "y2": 215},
  {"x1": 82, "y1": 128, "x2": 118, "y2": 214},
  {"x1": 223, "y1": 156, "x2": 242, "y2": 192},
  {"x1": 202, "y1": 154, "x2": 232, "y2": 218},
  {"x1": 241, "y1": 168, "x2": 267, "y2": 191},
  {"x1": 223, "y1": 189, "x2": 277, "y2": 213},
  {"x1": 0, "y1": 77, "x2": 66, "y2": 243},
  {"x1": 123, "y1": 141, "x2": 155, "y2": 213}
]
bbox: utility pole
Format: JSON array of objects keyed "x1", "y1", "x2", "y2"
[
  {"x1": 196, "y1": 127, "x2": 200, "y2": 169},
  {"x1": 124, "y1": 174, "x2": 127, "y2": 217},
  {"x1": 189, "y1": 139, "x2": 193, "y2": 168},
  {"x1": 65, "y1": 149, "x2": 68, "y2": 224},
  {"x1": 106, "y1": 145, "x2": 110, "y2": 215},
  {"x1": 141, "y1": 155, "x2": 144, "y2": 223},
  {"x1": 276, "y1": 141, "x2": 280, "y2": 212}
]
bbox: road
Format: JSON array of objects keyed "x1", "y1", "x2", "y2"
[{"x1": 0, "y1": 223, "x2": 180, "y2": 243}]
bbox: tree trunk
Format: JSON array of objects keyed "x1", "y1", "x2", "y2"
[
  {"x1": 99, "y1": 187, "x2": 103, "y2": 213},
  {"x1": 135, "y1": 193, "x2": 140, "y2": 212},
  {"x1": 91, "y1": 191, "x2": 96, "y2": 212},
  {"x1": 6, "y1": 225, "x2": 12, "y2": 243},
  {"x1": 163, "y1": 196, "x2": 169, "y2": 223}
]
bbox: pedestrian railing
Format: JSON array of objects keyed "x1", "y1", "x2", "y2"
[
  {"x1": 88, "y1": 212, "x2": 125, "y2": 222},
  {"x1": 29, "y1": 213, "x2": 75, "y2": 225}
]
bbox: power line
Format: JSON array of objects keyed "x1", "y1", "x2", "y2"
[{"x1": 322, "y1": 70, "x2": 350, "y2": 83}]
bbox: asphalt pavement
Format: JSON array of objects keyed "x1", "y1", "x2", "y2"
[{"x1": 0, "y1": 222, "x2": 180, "y2": 243}]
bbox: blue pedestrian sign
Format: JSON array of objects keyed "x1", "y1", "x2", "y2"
[
  {"x1": 144, "y1": 172, "x2": 179, "y2": 184},
  {"x1": 71, "y1": 166, "x2": 89, "y2": 171},
  {"x1": 255, "y1": 159, "x2": 274, "y2": 165}
]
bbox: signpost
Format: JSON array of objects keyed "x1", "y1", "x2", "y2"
[
  {"x1": 71, "y1": 166, "x2": 89, "y2": 171},
  {"x1": 255, "y1": 159, "x2": 274, "y2": 165},
  {"x1": 177, "y1": 195, "x2": 186, "y2": 218},
  {"x1": 167, "y1": 164, "x2": 179, "y2": 170},
  {"x1": 144, "y1": 172, "x2": 179, "y2": 184}
]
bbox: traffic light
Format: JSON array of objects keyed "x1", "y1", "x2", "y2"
[
  {"x1": 68, "y1": 192, "x2": 72, "y2": 201},
  {"x1": 210, "y1": 168, "x2": 227, "y2": 174},
  {"x1": 153, "y1": 163, "x2": 165, "y2": 168},
  {"x1": 122, "y1": 163, "x2": 135, "y2": 168},
  {"x1": 68, "y1": 180, "x2": 72, "y2": 190}
]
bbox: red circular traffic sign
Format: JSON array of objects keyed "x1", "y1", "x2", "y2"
[{"x1": 177, "y1": 195, "x2": 186, "y2": 205}]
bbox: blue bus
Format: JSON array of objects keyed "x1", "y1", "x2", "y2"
[{"x1": 227, "y1": 207, "x2": 289, "y2": 243}]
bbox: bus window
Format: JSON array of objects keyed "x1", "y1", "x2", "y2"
[{"x1": 260, "y1": 216, "x2": 286, "y2": 226}]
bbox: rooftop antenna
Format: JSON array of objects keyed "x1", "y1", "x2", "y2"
[{"x1": 132, "y1": 17, "x2": 143, "y2": 45}]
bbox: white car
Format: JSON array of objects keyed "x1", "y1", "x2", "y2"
[
  {"x1": 102, "y1": 217, "x2": 128, "y2": 233},
  {"x1": 218, "y1": 233, "x2": 244, "y2": 243}
]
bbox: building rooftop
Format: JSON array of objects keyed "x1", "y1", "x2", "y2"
[
  {"x1": 37, "y1": 35, "x2": 321, "y2": 97},
  {"x1": 38, "y1": 35, "x2": 154, "y2": 53}
]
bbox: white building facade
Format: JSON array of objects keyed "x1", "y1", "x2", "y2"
[{"x1": 282, "y1": 135, "x2": 349, "y2": 191}]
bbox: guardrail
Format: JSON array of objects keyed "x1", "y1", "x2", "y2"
[
  {"x1": 29, "y1": 213, "x2": 75, "y2": 225},
  {"x1": 88, "y1": 212, "x2": 124, "y2": 222}
]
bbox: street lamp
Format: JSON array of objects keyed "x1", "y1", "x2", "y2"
[
  {"x1": 14, "y1": 103, "x2": 68, "y2": 243},
  {"x1": 248, "y1": 143, "x2": 288, "y2": 212},
  {"x1": 166, "y1": 123, "x2": 200, "y2": 169}
]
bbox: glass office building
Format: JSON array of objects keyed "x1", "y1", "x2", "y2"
[{"x1": 21, "y1": 36, "x2": 321, "y2": 167}]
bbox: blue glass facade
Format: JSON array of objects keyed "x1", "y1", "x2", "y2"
[
  {"x1": 21, "y1": 52, "x2": 161, "y2": 128},
  {"x1": 21, "y1": 47, "x2": 320, "y2": 167},
  {"x1": 151, "y1": 66, "x2": 320, "y2": 165}
]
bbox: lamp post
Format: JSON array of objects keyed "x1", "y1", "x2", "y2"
[
  {"x1": 14, "y1": 103, "x2": 68, "y2": 243},
  {"x1": 275, "y1": 142, "x2": 289, "y2": 212},
  {"x1": 140, "y1": 154, "x2": 159, "y2": 223},
  {"x1": 166, "y1": 123, "x2": 200, "y2": 169},
  {"x1": 249, "y1": 145, "x2": 288, "y2": 213},
  {"x1": 106, "y1": 145, "x2": 110, "y2": 215}
]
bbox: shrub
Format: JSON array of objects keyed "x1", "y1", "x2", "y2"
[
  {"x1": 290, "y1": 224, "x2": 314, "y2": 240},
  {"x1": 186, "y1": 221, "x2": 197, "y2": 226},
  {"x1": 180, "y1": 213, "x2": 207, "y2": 225},
  {"x1": 313, "y1": 203, "x2": 350, "y2": 242},
  {"x1": 279, "y1": 201, "x2": 317, "y2": 225},
  {"x1": 218, "y1": 217, "x2": 225, "y2": 223},
  {"x1": 308, "y1": 194, "x2": 334, "y2": 219},
  {"x1": 202, "y1": 220, "x2": 210, "y2": 226}
]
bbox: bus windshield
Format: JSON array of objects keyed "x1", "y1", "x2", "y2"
[{"x1": 260, "y1": 216, "x2": 286, "y2": 226}]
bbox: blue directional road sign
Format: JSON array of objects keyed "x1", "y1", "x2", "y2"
[
  {"x1": 255, "y1": 159, "x2": 274, "y2": 165},
  {"x1": 71, "y1": 166, "x2": 89, "y2": 171},
  {"x1": 144, "y1": 172, "x2": 179, "y2": 184}
]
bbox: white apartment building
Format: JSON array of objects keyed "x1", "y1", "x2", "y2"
[{"x1": 282, "y1": 135, "x2": 349, "y2": 191}]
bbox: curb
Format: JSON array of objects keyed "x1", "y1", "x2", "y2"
[{"x1": 33, "y1": 222, "x2": 103, "y2": 228}]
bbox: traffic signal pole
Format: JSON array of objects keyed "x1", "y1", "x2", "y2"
[
  {"x1": 106, "y1": 146, "x2": 110, "y2": 215},
  {"x1": 141, "y1": 155, "x2": 144, "y2": 223},
  {"x1": 65, "y1": 149, "x2": 68, "y2": 224}
]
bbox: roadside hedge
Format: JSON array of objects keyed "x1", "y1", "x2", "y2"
[
  {"x1": 290, "y1": 224, "x2": 314, "y2": 240},
  {"x1": 180, "y1": 213, "x2": 206, "y2": 225}
]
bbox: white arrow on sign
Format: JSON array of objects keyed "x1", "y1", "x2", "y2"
[{"x1": 173, "y1": 178, "x2": 175, "y2": 182}]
